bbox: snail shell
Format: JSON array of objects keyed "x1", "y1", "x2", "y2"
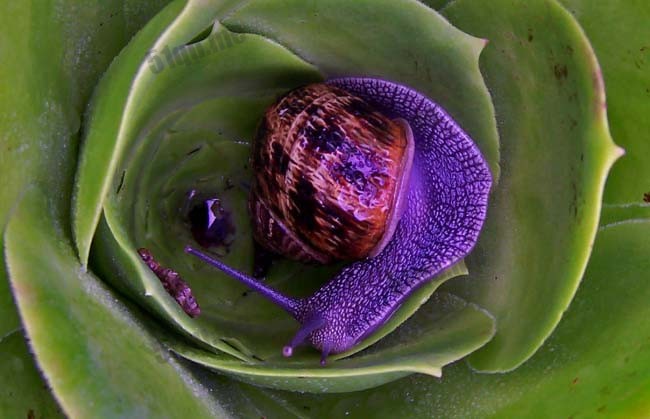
[{"x1": 250, "y1": 83, "x2": 414, "y2": 264}]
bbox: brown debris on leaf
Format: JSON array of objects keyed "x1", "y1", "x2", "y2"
[{"x1": 137, "y1": 248, "x2": 201, "y2": 317}]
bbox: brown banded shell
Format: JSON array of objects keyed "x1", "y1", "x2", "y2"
[{"x1": 250, "y1": 83, "x2": 414, "y2": 264}]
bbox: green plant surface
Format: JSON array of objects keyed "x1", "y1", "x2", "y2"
[
  {"x1": 600, "y1": 203, "x2": 650, "y2": 227},
  {"x1": 0, "y1": 330, "x2": 64, "y2": 418},
  {"x1": 72, "y1": 0, "x2": 189, "y2": 266},
  {"x1": 420, "y1": 0, "x2": 452, "y2": 9},
  {"x1": 0, "y1": 0, "x2": 173, "y2": 246},
  {"x1": 0, "y1": 279, "x2": 19, "y2": 339},
  {"x1": 2, "y1": 0, "x2": 649, "y2": 416},
  {"x1": 0, "y1": 1, "x2": 172, "y2": 417},
  {"x1": 5, "y1": 187, "x2": 229, "y2": 418},
  {"x1": 171, "y1": 291, "x2": 495, "y2": 393},
  {"x1": 558, "y1": 0, "x2": 650, "y2": 206},
  {"x1": 248, "y1": 218, "x2": 650, "y2": 418},
  {"x1": 439, "y1": 0, "x2": 621, "y2": 371}
]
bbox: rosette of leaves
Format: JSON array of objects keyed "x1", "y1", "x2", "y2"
[{"x1": 1, "y1": 0, "x2": 649, "y2": 417}]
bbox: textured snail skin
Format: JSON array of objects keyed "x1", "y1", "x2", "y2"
[{"x1": 186, "y1": 78, "x2": 492, "y2": 365}]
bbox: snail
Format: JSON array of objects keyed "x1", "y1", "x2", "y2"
[{"x1": 186, "y1": 78, "x2": 492, "y2": 365}]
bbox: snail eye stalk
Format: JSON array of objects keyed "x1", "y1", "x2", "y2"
[
  {"x1": 282, "y1": 315, "x2": 327, "y2": 358},
  {"x1": 184, "y1": 246, "x2": 300, "y2": 316}
]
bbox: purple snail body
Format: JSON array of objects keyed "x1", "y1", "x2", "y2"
[{"x1": 186, "y1": 78, "x2": 492, "y2": 365}]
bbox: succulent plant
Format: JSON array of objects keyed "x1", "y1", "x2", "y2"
[{"x1": 1, "y1": 0, "x2": 649, "y2": 417}]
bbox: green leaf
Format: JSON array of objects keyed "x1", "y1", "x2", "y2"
[
  {"x1": 600, "y1": 203, "x2": 650, "y2": 227},
  {"x1": 92, "y1": 214, "x2": 256, "y2": 362},
  {"x1": 72, "y1": 0, "x2": 189, "y2": 265},
  {"x1": 4, "y1": 187, "x2": 229, "y2": 418},
  {"x1": 175, "y1": 360, "x2": 294, "y2": 418},
  {"x1": 4, "y1": 0, "x2": 648, "y2": 415},
  {"x1": 222, "y1": 0, "x2": 501, "y2": 181},
  {"x1": 248, "y1": 219, "x2": 650, "y2": 417},
  {"x1": 0, "y1": 274, "x2": 20, "y2": 339},
  {"x1": 558, "y1": 0, "x2": 650, "y2": 205},
  {"x1": 171, "y1": 292, "x2": 495, "y2": 393},
  {"x1": 0, "y1": 0, "x2": 173, "y2": 413},
  {"x1": 0, "y1": 330, "x2": 64, "y2": 418},
  {"x1": 439, "y1": 0, "x2": 622, "y2": 371},
  {"x1": 418, "y1": 0, "x2": 452, "y2": 9},
  {"x1": 0, "y1": 0, "x2": 174, "y2": 241}
]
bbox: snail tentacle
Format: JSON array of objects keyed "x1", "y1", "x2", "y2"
[
  {"x1": 184, "y1": 246, "x2": 300, "y2": 316},
  {"x1": 185, "y1": 246, "x2": 337, "y2": 362},
  {"x1": 320, "y1": 344, "x2": 332, "y2": 366},
  {"x1": 282, "y1": 314, "x2": 327, "y2": 358}
]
